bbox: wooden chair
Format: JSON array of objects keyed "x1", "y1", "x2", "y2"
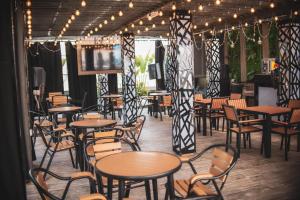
[
  {"x1": 84, "y1": 136, "x2": 141, "y2": 197},
  {"x1": 167, "y1": 144, "x2": 238, "y2": 200},
  {"x1": 29, "y1": 168, "x2": 106, "y2": 200},
  {"x1": 227, "y1": 99, "x2": 253, "y2": 119},
  {"x1": 113, "y1": 97, "x2": 123, "y2": 120},
  {"x1": 159, "y1": 95, "x2": 172, "y2": 115},
  {"x1": 48, "y1": 92, "x2": 62, "y2": 99},
  {"x1": 207, "y1": 98, "x2": 228, "y2": 135},
  {"x1": 229, "y1": 93, "x2": 242, "y2": 100},
  {"x1": 35, "y1": 124, "x2": 76, "y2": 177},
  {"x1": 223, "y1": 105, "x2": 264, "y2": 157},
  {"x1": 52, "y1": 95, "x2": 69, "y2": 107},
  {"x1": 288, "y1": 99, "x2": 300, "y2": 109},
  {"x1": 271, "y1": 108, "x2": 300, "y2": 160},
  {"x1": 194, "y1": 93, "x2": 203, "y2": 101}
]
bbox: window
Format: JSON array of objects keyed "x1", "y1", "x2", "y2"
[{"x1": 60, "y1": 42, "x2": 69, "y2": 94}]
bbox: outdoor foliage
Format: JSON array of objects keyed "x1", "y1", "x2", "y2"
[{"x1": 135, "y1": 53, "x2": 154, "y2": 96}]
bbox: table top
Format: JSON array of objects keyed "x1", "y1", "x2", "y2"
[
  {"x1": 48, "y1": 106, "x2": 81, "y2": 113},
  {"x1": 149, "y1": 93, "x2": 171, "y2": 96},
  {"x1": 70, "y1": 119, "x2": 117, "y2": 128},
  {"x1": 194, "y1": 98, "x2": 212, "y2": 105},
  {"x1": 95, "y1": 151, "x2": 181, "y2": 180},
  {"x1": 239, "y1": 106, "x2": 291, "y2": 116},
  {"x1": 101, "y1": 94, "x2": 122, "y2": 98}
]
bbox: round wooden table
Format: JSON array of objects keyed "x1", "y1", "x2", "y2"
[
  {"x1": 95, "y1": 151, "x2": 181, "y2": 200},
  {"x1": 48, "y1": 106, "x2": 81, "y2": 128}
]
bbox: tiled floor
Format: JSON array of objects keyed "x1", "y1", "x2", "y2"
[{"x1": 26, "y1": 114, "x2": 300, "y2": 200}]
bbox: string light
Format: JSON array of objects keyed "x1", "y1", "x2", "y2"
[
  {"x1": 270, "y1": 2, "x2": 275, "y2": 8},
  {"x1": 81, "y1": 0, "x2": 86, "y2": 7},
  {"x1": 172, "y1": 3, "x2": 176, "y2": 11},
  {"x1": 218, "y1": 17, "x2": 222, "y2": 22},
  {"x1": 294, "y1": 11, "x2": 299, "y2": 16},
  {"x1": 215, "y1": 0, "x2": 221, "y2": 5},
  {"x1": 68, "y1": 19, "x2": 72, "y2": 24},
  {"x1": 205, "y1": 22, "x2": 209, "y2": 26},
  {"x1": 111, "y1": 15, "x2": 115, "y2": 21},
  {"x1": 251, "y1": 8, "x2": 255, "y2": 13},
  {"x1": 131, "y1": 24, "x2": 135, "y2": 28},
  {"x1": 119, "y1": 11, "x2": 123, "y2": 16},
  {"x1": 258, "y1": 19, "x2": 262, "y2": 24},
  {"x1": 233, "y1": 13, "x2": 238, "y2": 19},
  {"x1": 104, "y1": 20, "x2": 108, "y2": 24},
  {"x1": 145, "y1": 27, "x2": 149, "y2": 31},
  {"x1": 245, "y1": 22, "x2": 248, "y2": 27},
  {"x1": 129, "y1": 0, "x2": 133, "y2": 8},
  {"x1": 26, "y1": 0, "x2": 31, "y2": 7},
  {"x1": 65, "y1": 24, "x2": 69, "y2": 28},
  {"x1": 71, "y1": 15, "x2": 75, "y2": 20},
  {"x1": 137, "y1": 29, "x2": 141, "y2": 34},
  {"x1": 187, "y1": 0, "x2": 191, "y2": 2},
  {"x1": 161, "y1": 20, "x2": 165, "y2": 25},
  {"x1": 198, "y1": 4, "x2": 203, "y2": 11},
  {"x1": 99, "y1": 23, "x2": 103, "y2": 28},
  {"x1": 26, "y1": 10, "x2": 31, "y2": 15},
  {"x1": 159, "y1": 10, "x2": 163, "y2": 16},
  {"x1": 147, "y1": 15, "x2": 152, "y2": 21},
  {"x1": 193, "y1": 25, "x2": 197, "y2": 29},
  {"x1": 75, "y1": 10, "x2": 80, "y2": 16},
  {"x1": 95, "y1": 27, "x2": 98, "y2": 32},
  {"x1": 119, "y1": 31, "x2": 123, "y2": 34},
  {"x1": 139, "y1": 20, "x2": 143, "y2": 25},
  {"x1": 125, "y1": 27, "x2": 128, "y2": 32},
  {"x1": 152, "y1": 24, "x2": 156, "y2": 28},
  {"x1": 274, "y1": 16, "x2": 278, "y2": 21}
]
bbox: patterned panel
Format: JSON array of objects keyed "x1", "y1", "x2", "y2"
[
  {"x1": 278, "y1": 21, "x2": 300, "y2": 106},
  {"x1": 170, "y1": 11, "x2": 195, "y2": 154},
  {"x1": 98, "y1": 74, "x2": 108, "y2": 112},
  {"x1": 121, "y1": 33, "x2": 137, "y2": 125},
  {"x1": 206, "y1": 39, "x2": 221, "y2": 98}
]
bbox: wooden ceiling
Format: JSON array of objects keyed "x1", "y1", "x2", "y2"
[{"x1": 29, "y1": 0, "x2": 300, "y2": 39}]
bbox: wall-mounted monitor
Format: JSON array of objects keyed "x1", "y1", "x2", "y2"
[
  {"x1": 77, "y1": 41, "x2": 122, "y2": 75},
  {"x1": 148, "y1": 63, "x2": 161, "y2": 80}
]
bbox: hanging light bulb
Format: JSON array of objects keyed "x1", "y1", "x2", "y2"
[
  {"x1": 145, "y1": 27, "x2": 149, "y2": 31},
  {"x1": 258, "y1": 19, "x2": 262, "y2": 24},
  {"x1": 198, "y1": 4, "x2": 203, "y2": 11},
  {"x1": 250, "y1": 8, "x2": 255, "y2": 13},
  {"x1": 187, "y1": 0, "x2": 191, "y2": 2},
  {"x1": 218, "y1": 17, "x2": 222, "y2": 22},
  {"x1": 26, "y1": 0, "x2": 31, "y2": 7},
  {"x1": 233, "y1": 13, "x2": 238, "y2": 19},
  {"x1": 119, "y1": 11, "x2": 123, "y2": 16},
  {"x1": 147, "y1": 15, "x2": 152, "y2": 21},
  {"x1": 29, "y1": 35, "x2": 32, "y2": 40},
  {"x1": 193, "y1": 25, "x2": 197, "y2": 29},
  {"x1": 111, "y1": 15, "x2": 115, "y2": 21},
  {"x1": 166, "y1": 33, "x2": 170, "y2": 37},
  {"x1": 131, "y1": 24, "x2": 135, "y2": 28},
  {"x1": 231, "y1": 26, "x2": 235, "y2": 30},
  {"x1": 294, "y1": 11, "x2": 299, "y2": 16},
  {"x1": 71, "y1": 14, "x2": 75, "y2": 20},
  {"x1": 99, "y1": 23, "x2": 103, "y2": 28},
  {"x1": 139, "y1": 20, "x2": 143, "y2": 25},
  {"x1": 28, "y1": 15, "x2": 32, "y2": 20},
  {"x1": 26, "y1": 10, "x2": 31, "y2": 15},
  {"x1": 104, "y1": 20, "x2": 108, "y2": 24},
  {"x1": 152, "y1": 24, "x2": 156, "y2": 28},
  {"x1": 68, "y1": 19, "x2": 72, "y2": 24},
  {"x1": 245, "y1": 22, "x2": 248, "y2": 27},
  {"x1": 172, "y1": 3, "x2": 176, "y2": 11},
  {"x1": 258, "y1": 37, "x2": 262, "y2": 45},
  {"x1": 215, "y1": 0, "x2": 221, "y2": 5},
  {"x1": 28, "y1": 24, "x2": 32, "y2": 28},
  {"x1": 161, "y1": 20, "x2": 165, "y2": 25},
  {"x1": 230, "y1": 42, "x2": 235, "y2": 48},
  {"x1": 119, "y1": 30, "x2": 123, "y2": 34},
  {"x1": 66, "y1": 24, "x2": 69, "y2": 28},
  {"x1": 75, "y1": 10, "x2": 80, "y2": 16},
  {"x1": 95, "y1": 27, "x2": 98, "y2": 32},
  {"x1": 159, "y1": 10, "x2": 163, "y2": 16},
  {"x1": 27, "y1": 20, "x2": 31, "y2": 25},
  {"x1": 137, "y1": 29, "x2": 141, "y2": 34},
  {"x1": 125, "y1": 27, "x2": 128, "y2": 32},
  {"x1": 90, "y1": 30, "x2": 93, "y2": 34},
  {"x1": 81, "y1": 0, "x2": 86, "y2": 7},
  {"x1": 205, "y1": 22, "x2": 209, "y2": 26},
  {"x1": 270, "y1": 2, "x2": 275, "y2": 8},
  {"x1": 63, "y1": 27, "x2": 66, "y2": 32},
  {"x1": 87, "y1": 33, "x2": 90, "y2": 37},
  {"x1": 274, "y1": 16, "x2": 278, "y2": 21},
  {"x1": 129, "y1": 0, "x2": 133, "y2": 8}
]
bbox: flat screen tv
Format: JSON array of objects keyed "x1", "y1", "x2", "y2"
[{"x1": 76, "y1": 41, "x2": 122, "y2": 75}]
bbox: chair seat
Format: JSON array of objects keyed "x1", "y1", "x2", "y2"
[
  {"x1": 79, "y1": 193, "x2": 107, "y2": 200},
  {"x1": 50, "y1": 140, "x2": 74, "y2": 151},
  {"x1": 230, "y1": 125, "x2": 261, "y2": 133},
  {"x1": 34, "y1": 120, "x2": 53, "y2": 127},
  {"x1": 174, "y1": 179, "x2": 215, "y2": 198},
  {"x1": 271, "y1": 127, "x2": 299, "y2": 135}
]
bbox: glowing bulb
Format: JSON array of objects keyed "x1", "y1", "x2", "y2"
[
  {"x1": 71, "y1": 15, "x2": 75, "y2": 20},
  {"x1": 147, "y1": 15, "x2": 152, "y2": 21},
  {"x1": 166, "y1": 33, "x2": 169, "y2": 36},
  {"x1": 258, "y1": 19, "x2": 262, "y2": 24},
  {"x1": 161, "y1": 20, "x2": 165, "y2": 25},
  {"x1": 119, "y1": 31, "x2": 123, "y2": 34},
  {"x1": 90, "y1": 30, "x2": 93, "y2": 34},
  {"x1": 66, "y1": 24, "x2": 69, "y2": 28},
  {"x1": 99, "y1": 23, "x2": 103, "y2": 28},
  {"x1": 215, "y1": 0, "x2": 221, "y2": 5},
  {"x1": 29, "y1": 35, "x2": 32, "y2": 40},
  {"x1": 159, "y1": 10, "x2": 163, "y2": 16},
  {"x1": 205, "y1": 22, "x2": 209, "y2": 26},
  {"x1": 131, "y1": 24, "x2": 135, "y2": 28},
  {"x1": 95, "y1": 27, "x2": 98, "y2": 32},
  {"x1": 26, "y1": 0, "x2": 31, "y2": 7},
  {"x1": 87, "y1": 33, "x2": 90, "y2": 37},
  {"x1": 139, "y1": 20, "x2": 143, "y2": 25},
  {"x1": 28, "y1": 15, "x2": 32, "y2": 20},
  {"x1": 63, "y1": 27, "x2": 66, "y2": 32},
  {"x1": 233, "y1": 13, "x2": 238, "y2": 19},
  {"x1": 129, "y1": 1, "x2": 133, "y2": 8},
  {"x1": 59, "y1": 34, "x2": 62, "y2": 38},
  {"x1": 68, "y1": 19, "x2": 72, "y2": 24},
  {"x1": 172, "y1": 3, "x2": 176, "y2": 11},
  {"x1": 75, "y1": 10, "x2": 80, "y2": 16},
  {"x1": 125, "y1": 27, "x2": 128, "y2": 32},
  {"x1": 193, "y1": 25, "x2": 197, "y2": 29},
  {"x1": 218, "y1": 17, "x2": 222, "y2": 22},
  {"x1": 27, "y1": 20, "x2": 31, "y2": 25},
  {"x1": 81, "y1": 0, "x2": 86, "y2": 7},
  {"x1": 250, "y1": 8, "x2": 255, "y2": 13},
  {"x1": 104, "y1": 20, "x2": 108, "y2": 24},
  {"x1": 119, "y1": 11, "x2": 123, "y2": 16},
  {"x1": 294, "y1": 11, "x2": 299, "y2": 16},
  {"x1": 187, "y1": 0, "x2": 191, "y2": 2},
  {"x1": 270, "y1": 2, "x2": 275, "y2": 8},
  {"x1": 152, "y1": 24, "x2": 156, "y2": 28},
  {"x1": 111, "y1": 15, "x2": 115, "y2": 21},
  {"x1": 137, "y1": 29, "x2": 140, "y2": 34},
  {"x1": 232, "y1": 26, "x2": 235, "y2": 30},
  {"x1": 145, "y1": 27, "x2": 149, "y2": 31},
  {"x1": 274, "y1": 16, "x2": 278, "y2": 21},
  {"x1": 198, "y1": 4, "x2": 203, "y2": 11},
  {"x1": 245, "y1": 22, "x2": 248, "y2": 27},
  {"x1": 26, "y1": 10, "x2": 31, "y2": 15},
  {"x1": 28, "y1": 24, "x2": 32, "y2": 28}
]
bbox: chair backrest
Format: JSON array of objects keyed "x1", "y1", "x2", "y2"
[
  {"x1": 35, "y1": 124, "x2": 51, "y2": 148},
  {"x1": 209, "y1": 147, "x2": 234, "y2": 182},
  {"x1": 52, "y1": 95, "x2": 68, "y2": 107},
  {"x1": 211, "y1": 98, "x2": 228, "y2": 110},
  {"x1": 134, "y1": 115, "x2": 146, "y2": 138},
  {"x1": 194, "y1": 93, "x2": 203, "y2": 101},
  {"x1": 227, "y1": 99, "x2": 247, "y2": 109},
  {"x1": 162, "y1": 95, "x2": 172, "y2": 106},
  {"x1": 115, "y1": 97, "x2": 123, "y2": 107},
  {"x1": 230, "y1": 93, "x2": 242, "y2": 100},
  {"x1": 83, "y1": 112, "x2": 102, "y2": 120},
  {"x1": 288, "y1": 99, "x2": 300, "y2": 109},
  {"x1": 223, "y1": 105, "x2": 239, "y2": 122},
  {"x1": 48, "y1": 92, "x2": 62, "y2": 98},
  {"x1": 289, "y1": 108, "x2": 300, "y2": 125}
]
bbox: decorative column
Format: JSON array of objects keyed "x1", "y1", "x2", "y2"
[
  {"x1": 121, "y1": 33, "x2": 137, "y2": 124},
  {"x1": 205, "y1": 38, "x2": 221, "y2": 97},
  {"x1": 98, "y1": 74, "x2": 108, "y2": 112},
  {"x1": 170, "y1": 10, "x2": 195, "y2": 154},
  {"x1": 278, "y1": 19, "x2": 300, "y2": 106}
]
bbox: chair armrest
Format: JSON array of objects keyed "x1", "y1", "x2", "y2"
[
  {"x1": 239, "y1": 119, "x2": 264, "y2": 124},
  {"x1": 190, "y1": 173, "x2": 214, "y2": 184},
  {"x1": 70, "y1": 172, "x2": 95, "y2": 181},
  {"x1": 179, "y1": 153, "x2": 194, "y2": 163},
  {"x1": 272, "y1": 120, "x2": 288, "y2": 126}
]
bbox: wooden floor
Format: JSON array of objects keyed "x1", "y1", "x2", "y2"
[{"x1": 26, "y1": 114, "x2": 300, "y2": 200}]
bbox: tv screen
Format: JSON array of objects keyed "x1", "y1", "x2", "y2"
[
  {"x1": 148, "y1": 64, "x2": 157, "y2": 80},
  {"x1": 77, "y1": 41, "x2": 122, "y2": 75}
]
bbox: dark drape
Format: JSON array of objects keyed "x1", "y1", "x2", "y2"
[
  {"x1": 155, "y1": 40, "x2": 166, "y2": 90},
  {"x1": 27, "y1": 42, "x2": 63, "y2": 97},
  {"x1": 0, "y1": 0, "x2": 27, "y2": 199},
  {"x1": 65, "y1": 42, "x2": 97, "y2": 107},
  {"x1": 108, "y1": 74, "x2": 118, "y2": 94},
  {"x1": 219, "y1": 33, "x2": 230, "y2": 96}
]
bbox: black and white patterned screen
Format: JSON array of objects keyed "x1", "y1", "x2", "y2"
[
  {"x1": 170, "y1": 11, "x2": 195, "y2": 154},
  {"x1": 278, "y1": 20, "x2": 300, "y2": 106},
  {"x1": 121, "y1": 33, "x2": 137, "y2": 124},
  {"x1": 206, "y1": 39, "x2": 221, "y2": 98},
  {"x1": 98, "y1": 74, "x2": 108, "y2": 112}
]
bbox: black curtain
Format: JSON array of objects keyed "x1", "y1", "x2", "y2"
[
  {"x1": 0, "y1": 0, "x2": 27, "y2": 199},
  {"x1": 219, "y1": 33, "x2": 230, "y2": 96},
  {"x1": 27, "y1": 42, "x2": 63, "y2": 97},
  {"x1": 155, "y1": 40, "x2": 166, "y2": 90},
  {"x1": 65, "y1": 42, "x2": 97, "y2": 107}
]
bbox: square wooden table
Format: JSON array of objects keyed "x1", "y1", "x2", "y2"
[
  {"x1": 239, "y1": 106, "x2": 291, "y2": 158},
  {"x1": 194, "y1": 99, "x2": 212, "y2": 136}
]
